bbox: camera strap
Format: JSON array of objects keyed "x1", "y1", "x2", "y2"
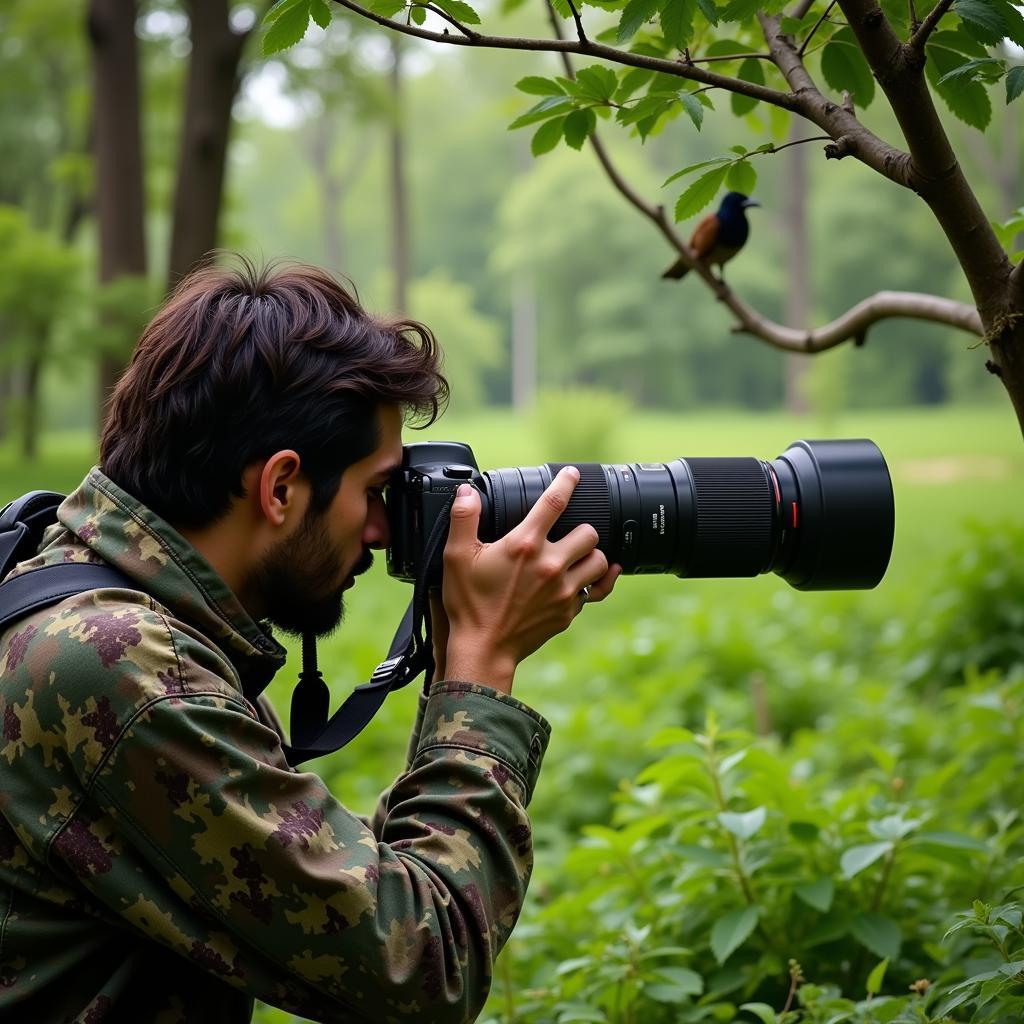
[{"x1": 282, "y1": 492, "x2": 456, "y2": 767}]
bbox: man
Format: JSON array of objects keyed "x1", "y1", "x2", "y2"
[{"x1": 0, "y1": 261, "x2": 620, "y2": 1023}]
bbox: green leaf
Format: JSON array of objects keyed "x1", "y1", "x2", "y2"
[
  {"x1": 531, "y1": 116, "x2": 567, "y2": 155},
  {"x1": 911, "y1": 830, "x2": 989, "y2": 851},
  {"x1": 617, "y1": 94, "x2": 674, "y2": 128},
  {"x1": 789, "y1": 821, "x2": 820, "y2": 842},
  {"x1": 955, "y1": 0, "x2": 1019, "y2": 45},
  {"x1": 928, "y1": 27, "x2": 989, "y2": 58},
  {"x1": 731, "y1": 57, "x2": 765, "y2": 115},
  {"x1": 720, "y1": 0, "x2": 762, "y2": 21},
  {"x1": 680, "y1": 91, "x2": 704, "y2": 129},
  {"x1": 675, "y1": 164, "x2": 729, "y2": 220},
  {"x1": 660, "y1": 0, "x2": 696, "y2": 51},
  {"x1": 556, "y1": 1006, "x2": 607, "y2": 1023},
  {"x1": 710, "y1": 906, "x2": 760, "y2": 964},
  {"x1": 262, "y1": 0, "x2": 311, "y2": 55},
  {"x1": 697, "y1": 0, "x2": 719, "y2": 25},
  {"x1": 575, "y1": 65, "x2": 619, "y2": 102},
  {"x1": 926, "y1": 45, "x2": 992, "y2": 129},
  {"x1": 739, "y1": 1004, "x2": 777, "y2": 1024},
  {"x1": 1008, "y1": 66, "x2": 1024, "y2": 103},
  {"x1": 617, "y1": 0, "x2": 659, "y2": 43},
  {"x1": 508, "y1": 96, "x2": 574, "y2": 130},
  {"x1": 851, "y1": 913, "x2": 902, "y2": 959},
  {"x1": 663, "y1": 157, "x2": 731, "y2": 187},
  {"x1": 795, "y1": 877, "x2": 834, "y2": 913},
  {"x1": 410, "y1": 6, "x2": 426, "y2": 24},
  {"x1": 517, "y1": 76, "x2": 566, "y2": 96},
  {"x1": 820, "y1": 31, "x2": 876, "y2": 107},
  {"x1": 433, "y1": 0, "x2": 482, "y2": 23},
  {"x1": 616, "y1": 68, "x2": 655, "y2": 101},
  {"x1": 647, "y1": 966, "x2": 704, "y2": 1000},
  {"x1": 264, "y1": 0, "x2": 308, "y2": 24},
  {"x1": 363, "y1": 0, "x2": 406, "y2": 14},
  {"x1": 867, "y1": 957, "x2": 889, "y2": 996},
  {"x1": 725, "y1": 159, "x2": 757, "y2": 194},
  {"x1": 840, "y1": 841, "x2": 892, "y2": 879},
  {"x1": 719, "y1": 806, "x2": 766, "y2": 840},
  {"x1": 309, "y1": 0, "x2": 332, "y2": 28},
  {"x1": 564, "y1": 108, "x2": 597, "y2": 149},
  {"x1": 938, "y1": 57, "x2": 1005, "y2": 84}
]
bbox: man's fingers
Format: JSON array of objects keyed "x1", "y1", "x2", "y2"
[
  {"x1": 521, "y1": 466, "x2": 580, "y2": 538},
  {"x1": 565, "y1": 548, "x2": 610, "y2": 594},
  {"x1": 584, "y1": 564, "x2": 622, "y2": 603},
  {"x1": 446, "y1": 483, "x2": 482, "y2": 550},
  {"x1": 558, "y1": 522, "x2": 601, "y2": 566}
]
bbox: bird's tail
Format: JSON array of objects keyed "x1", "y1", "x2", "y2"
[{"x1": 661, "y1": 259, "x2": 691, "y2": 280}]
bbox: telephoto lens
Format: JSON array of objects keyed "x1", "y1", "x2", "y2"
[
  {"x1": 387, "y1": 439, "x2": 895, "y2": 591},
  {"x1": 484, "y1": 440, "x2": 893, "y2": 590}
]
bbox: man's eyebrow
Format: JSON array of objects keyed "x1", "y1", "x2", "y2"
[{"x1": 375, "y1": 462, "x2": 402, "y2": 480}]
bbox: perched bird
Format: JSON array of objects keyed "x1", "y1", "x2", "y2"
[{"x1": 662, "y1": 191, "x2": 760, "y2": 280}]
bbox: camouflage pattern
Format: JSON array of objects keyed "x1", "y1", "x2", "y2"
[{"x1": 0, "y1": 468, "x2": 550, "y2": 1023}]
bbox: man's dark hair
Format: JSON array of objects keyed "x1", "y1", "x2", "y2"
[{"x1": 100, "y1": 257, "x2": 448, "y2": 529}]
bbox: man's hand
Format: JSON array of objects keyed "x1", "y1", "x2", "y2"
[{"x1": 440, "y1": 467, "x2": 621, "y2": 694}]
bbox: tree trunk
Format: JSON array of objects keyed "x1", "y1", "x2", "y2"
[
  {"x1": 310, "y1": 116, "x2": 345, "y2": 273},
  {"x1": 167, "y1": 0, "x2": 248, "y2": 289},
  {"x1": 87, "y1": 0, "x2": 147, "y2": 420},
  {"x1": 783, "y1": 122, "x2": 810, "y2": 415},
  {"x1": 388, "y1": 39, "x2": 409, "y2": 313},
  {"x1": 511, "y1": 278, "x2": 537, "y2": 410},
  {"x1": 22, "y1": 350, "x2": 43, "y2": 462}
]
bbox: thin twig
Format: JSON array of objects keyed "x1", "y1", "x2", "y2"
[
  {"x1": 420, "y1": 2, "x2": 478, "y2": 38},
  {"x1": 564, "y1": 0, "x2": 587, "y2": 42},
  {"x1": 907, "y1": 0, "x2": 953, "y2": 50},
  {"x1": 908, "y1": 0, "x2": 919, "y2": 31},
  {"x1": 799, "y1": 0, "x2": 838, "y2": 55}
]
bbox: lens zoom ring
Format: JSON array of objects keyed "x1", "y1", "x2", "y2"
[
  {"x1": 546, "y1": 463, "x2": 612, "y2": 544},
  {"x1": 686, "y1": 458, "x2": 773, "y2": 576}
]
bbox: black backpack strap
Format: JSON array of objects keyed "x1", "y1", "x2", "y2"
[
  {"x1": 0, "y1": 564, "x2": 139, "y2": 635},
  {"x1": 0, "y1": 491, "x2": 66, "y2": 580}
]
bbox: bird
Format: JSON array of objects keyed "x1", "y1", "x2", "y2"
[{"x1": 662, "y1": 191, "x2": 760, "y2": 281}]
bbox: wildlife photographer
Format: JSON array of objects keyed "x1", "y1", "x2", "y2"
[{"x1": 0, "y1": 259, "x2": 620, "y2": 1023}]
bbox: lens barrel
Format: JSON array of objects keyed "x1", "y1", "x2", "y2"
[{"x1": 478, "y1": 439, "x2": 894, "y2": 591}]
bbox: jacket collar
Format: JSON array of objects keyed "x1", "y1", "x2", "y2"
[{"x1": 57, "y1": 468, "x2": 287, "y2": 699}]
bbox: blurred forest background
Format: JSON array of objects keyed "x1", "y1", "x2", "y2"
[{"x1": 2, "y1": 0, "x2": 1024, "y2": 1022}]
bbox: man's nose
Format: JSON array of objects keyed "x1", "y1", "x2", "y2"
[{"x1": 364, "y1": 501, "x2": 390, "y2": 550}]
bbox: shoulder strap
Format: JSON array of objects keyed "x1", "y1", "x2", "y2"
[
  {"x1": 0, "y1": 564, "x2": 138, "y2": 636},
  {"x1": 0, "y1": 491, "x2": 66, "y2": 579}
]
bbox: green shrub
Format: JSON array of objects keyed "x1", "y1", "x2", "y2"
[{"x1": 533, "y1": 387, "x2": 632, "y2": 462}]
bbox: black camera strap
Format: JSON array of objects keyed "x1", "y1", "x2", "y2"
[{"x1": 282, "y1": 492, "x2": 456, "y2": 766}]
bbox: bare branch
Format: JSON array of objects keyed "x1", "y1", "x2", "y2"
[
  {"x1": 541, "y1": 1, "x2": 974, "y2": 358},
  {"x1": 331, "y1": 0, "x2": 799, "y2": 110},
  {"x1": 729, "y1": 291, "x2": 982, "y2": 352},
  {"x1": 789, "y1": 0, "x2": 816, "y2": 17},
  {"x1": 908, "y1": 0, "x2": 953, "y2": 51},
  {"x1": 908, "y1": 0, "x2": 919, "y2": 31},
  {"x1": 799, "y1": 0, "x2": 838, "y2": 55}
]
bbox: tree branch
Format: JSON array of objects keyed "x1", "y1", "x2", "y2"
[
  {"x1": 541, "y1": 3, "x2": 977, "y2": 356},
  {"x1": 907, "y1": 0, "x2": 953, "y2": 51},
  {"x1": 420, "y1": 3, "x2": 479, "y2": 38},
  {"x1": 331, "y1": 0, "x2": 799, "y2": 109},
  {"x1": 837, "y1": 0, "x2": 1013, "y2": 322},
  {"x1": 729, "y1": 290, "x2": 982, "y2": 352},
  {"x1": 565, "y1": 0, "x2": 587, "y2": 43}
]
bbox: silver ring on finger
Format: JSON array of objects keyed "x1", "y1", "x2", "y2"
[{"x1": 578, "y1": 584, "x2": 591, "y2": 607}]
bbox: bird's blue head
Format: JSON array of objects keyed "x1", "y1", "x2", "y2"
[{"x1": 719, "y1": 191, "x2": 760, "y2": 214}]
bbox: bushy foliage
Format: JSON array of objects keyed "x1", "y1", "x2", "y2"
[{"x1": 533, "y1": 386, "x2": 633, "y2": 462}]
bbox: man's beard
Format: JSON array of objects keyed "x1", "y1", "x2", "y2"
[{"x1": 246, "y1": 509, "x2": 373, "y2": 639}]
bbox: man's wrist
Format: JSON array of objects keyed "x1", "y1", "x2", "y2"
[{"x1": 443, "y1": 639, "x2": 516, "y2": 694}]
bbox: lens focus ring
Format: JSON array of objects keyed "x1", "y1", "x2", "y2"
[
  {"x1": 685, "y1": 458, "x2": 774, "y2": 577},
  {"x1": 545, "y1": 463, "x2": 612, "y2": 546}
]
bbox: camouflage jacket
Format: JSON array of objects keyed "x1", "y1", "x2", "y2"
[{"x1": 0, "y1": 469, "x2": 550, "y2": 1024}]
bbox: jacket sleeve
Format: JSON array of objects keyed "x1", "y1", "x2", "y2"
[{"x1": 56, "y1": 619, "x2": 551, "y2": 1024}]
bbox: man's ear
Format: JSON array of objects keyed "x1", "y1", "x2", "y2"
[{"x1": 252, "y1": 450, "x2": 307, "y2": 528}]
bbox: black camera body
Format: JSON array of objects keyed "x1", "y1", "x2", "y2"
[{"x1": 385, "y1": 439, "x2": 895, "y2": 592}]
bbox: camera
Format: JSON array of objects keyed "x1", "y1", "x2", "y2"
[{"x1": 385, "y1": 439, "x2": 894, "y2": 591}]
